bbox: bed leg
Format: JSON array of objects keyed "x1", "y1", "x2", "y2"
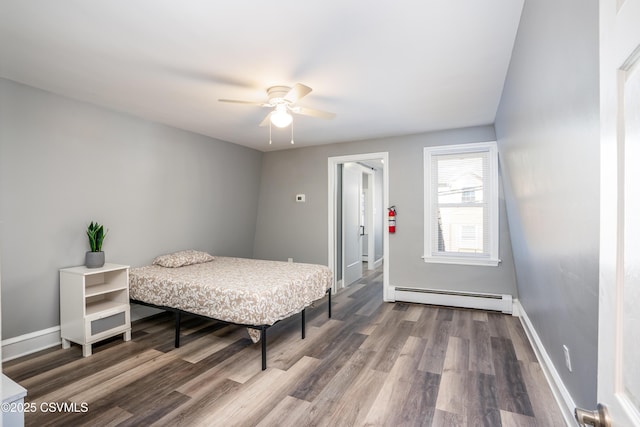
[
  {"x1": 328, "y1": 288, "x2": 332, "y2": 318},
  {"x1": 175, "y1": 312, "x2": 181, "y2": 348},
  {"x1": 261, "y1": 328, "x2": 267, "y2": 371},
  {"x1": 301, "y1": 309, "x2": 306, "y2": 339}
]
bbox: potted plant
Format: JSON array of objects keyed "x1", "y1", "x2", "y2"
[{"x1": 85, "y1": 221, "x2": 108, "y2": 268}]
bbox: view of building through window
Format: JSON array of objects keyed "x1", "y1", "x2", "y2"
[
  {"x1": 424, "y1": 141, "x2": 498, "y2": 266},
  {"x1": 434, "y1": 152, "x2": 487, "y2": 255}
]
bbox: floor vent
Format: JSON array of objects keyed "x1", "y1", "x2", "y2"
[{"x1": 394, "y1": 287, "x2": 513, "y2": 314}]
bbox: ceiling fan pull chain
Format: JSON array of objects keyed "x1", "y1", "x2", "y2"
[
  {"x1": 269, "y1": 120, "x2": 273, "y2": 144},
  {"x1": 290, "y1": 120, "x2": 294, "y2": 144}
]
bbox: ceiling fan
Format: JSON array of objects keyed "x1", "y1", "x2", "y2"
[{"x1": 218, "y1": 83, "x2": 336, "y2": 128}]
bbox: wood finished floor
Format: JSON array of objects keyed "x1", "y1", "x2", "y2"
[{"x1": 4, "y1": 267, "x2": 566, "y2": 426}]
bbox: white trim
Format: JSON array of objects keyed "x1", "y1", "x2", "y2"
[
  {"x1": 422, "y1": 255, "x2": 501, "y2": 267},
  {"x1": 394, "y1": 287, "x2": 512, "y2": 314},
  {"x1": 1, "y1": 306, "x2": 162, "y2": 362},
  {"x1": 328, "y1": 152, "x2": 390, "y2": 301},
  {"x1": 515, "y1": 300, "x2": 579, "y2": 426},
  {"x1": 423, "y1": 141, "x2": 500, "y2": 266},
  {"x1": 2, "y1": 326, "x2": 61, "y2": 362}
]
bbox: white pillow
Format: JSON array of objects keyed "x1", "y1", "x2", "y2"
[{"x1": 152, "y1": 250, "x2": 215, "y2": 268}]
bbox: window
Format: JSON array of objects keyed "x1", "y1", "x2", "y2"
[
  {"x1": 461, "y1": 188, "x2": 476, "y2": 203},
  {"x1": 423, "y1": 141, "x2": 500, "y2": 266}
]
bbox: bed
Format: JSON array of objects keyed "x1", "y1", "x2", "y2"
[{"x1": 128, "y1": 250, "x2": 333, "y2": 370}]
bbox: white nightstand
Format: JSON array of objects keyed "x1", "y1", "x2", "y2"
[
  {"x1": 2, "y1": 374, "x2": 27, "y2": 427},
  {"x1": 59, "y1": 263, "x2": 131, "y2": 357}
]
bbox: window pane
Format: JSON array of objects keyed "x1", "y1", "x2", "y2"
[
  {"x1": 423, "y1": 141, "x2": 499, "y2": 266},
  {"x1": 435, "y1": 154, "x2": 486, "y2": 204},
  {"x1": 435, "y1": 206, "x2": 486, "y2": 254}
]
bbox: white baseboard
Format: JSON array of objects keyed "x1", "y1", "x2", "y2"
[
  {"x1": 2, "y1": 304, "x2": 161, "y2": 362},
  {"x1": 515, "y1": 300, "x2": 578, "y2": 426},
  {"x1": 2, "y1": 326, "x2": 61, "y2": 362},
  {"x1": 394, "y1": 287, "x2": 513, "y2": 314},
  {"x1": 373, "y1": 257, "x2": 383, "y2": 269}
]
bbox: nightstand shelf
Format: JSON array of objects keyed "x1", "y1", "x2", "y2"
[
  {"x1": 60, "y1": 263, "x2": 131, "y2": 357},
  {"x1": 85, "y1": 282, "x2": 127, "y2": 298}
]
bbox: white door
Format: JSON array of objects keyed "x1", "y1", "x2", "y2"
[
  {"x1": 362, "y1": 169, "x2": 375, "y2": 270},
  {"x1": 595, "y1": 0, "x2": 640, "y2": 425},
  {"x1": 361, "y1": 184, "x2": 368, "y2": 262},
  {"x1": 343, "y1": 163, "x2": 363, "y2": 286}
]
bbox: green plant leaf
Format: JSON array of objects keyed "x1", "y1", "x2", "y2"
[{"x1": 87, "y1": 221, "x2": 107, "y2": 252}]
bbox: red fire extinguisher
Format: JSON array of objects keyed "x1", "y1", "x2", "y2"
[{"x1": 388, "y1": 206, "x2": 397, "y2": 233}]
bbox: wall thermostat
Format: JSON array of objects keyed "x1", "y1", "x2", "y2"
[{"x1": 296, "y1": 194, "x2": 306, "y2": 202}]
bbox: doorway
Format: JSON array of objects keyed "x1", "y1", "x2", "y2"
[
  {"x1": 342, "y1": 162, "x2": 365, "y2": 286},
  {"x1": 327, "y1": 152, "x2": 390, "y2": 301},
  {"x1": 342, "y1": 162, "x2": 376, "y2": 286}
]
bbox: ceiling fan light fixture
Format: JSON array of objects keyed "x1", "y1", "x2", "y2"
[{"x1": 270, "y1": 105, "x2": 292, "y2": 128}]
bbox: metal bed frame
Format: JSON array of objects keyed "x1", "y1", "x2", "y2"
[{"x1": 130, "y1": 288, "x2": 331, "y2": 370}]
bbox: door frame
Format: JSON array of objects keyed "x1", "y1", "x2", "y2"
[
  {"x1": 597, "y1": 0, "x2": 640, "y2": 424},
  {"x1": 328, "y1": 152, "x2": 390, "y2": 300}
]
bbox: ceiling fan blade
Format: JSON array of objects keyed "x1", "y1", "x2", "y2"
[
  {"x1": 294, "y1": 106, "x2": 336, "y2": 119},
  {"x1": 259, "y1": 112, "x2": 272, "y2": 127},
  {"x1": 218, "y1": 99, "x2": 266, "y2": 106},
  {"x1": 284, "y1": 83, "x2": 312, "y2": 103}
]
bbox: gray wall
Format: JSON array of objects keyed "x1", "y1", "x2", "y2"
[
  {"x1": 0, "y1": 78, "x2": 263, "y2": 339},
  {"x1": 494, "y1": 0, "x2": 600, "y2": 407},
  {"x1": 253, "y1": 126, "x2": 518, "y2": 296}
]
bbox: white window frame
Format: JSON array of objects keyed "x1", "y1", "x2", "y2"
[{"x1": 423, "y1": 141, "x2": 500, "y2": 266}]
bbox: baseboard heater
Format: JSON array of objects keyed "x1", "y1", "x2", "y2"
[{"x1": 394, "y1": 287, "x2": 513, "y2": 314}]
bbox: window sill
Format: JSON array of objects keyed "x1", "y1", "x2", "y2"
[{"x1": 422, "y1": 255, "x2": 501, "y2": 267}]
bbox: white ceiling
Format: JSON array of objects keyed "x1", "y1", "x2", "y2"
[{"x1": 0, "y1": 1, "x2": 524, "y2": 152}]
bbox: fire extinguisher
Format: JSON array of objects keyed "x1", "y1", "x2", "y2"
[{"x1": 388, "y1": 206, "x2": 397, "y2": 233}]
